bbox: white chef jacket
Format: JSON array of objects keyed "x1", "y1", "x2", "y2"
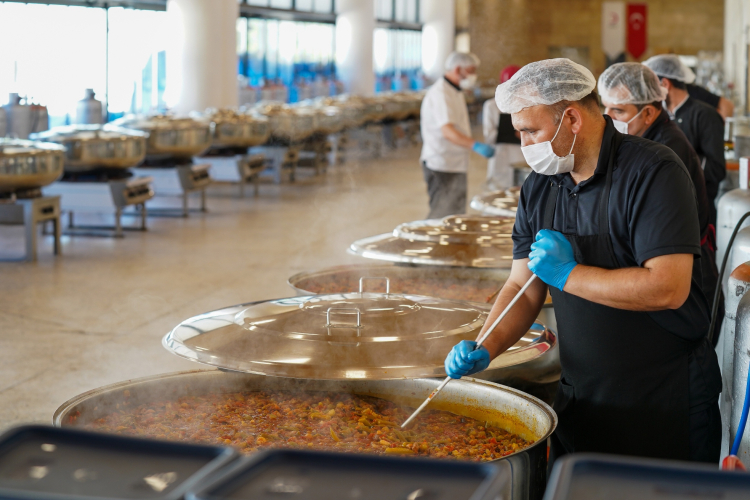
[
  {"x1": 419, "y1": 78, "x2": 471, "y2": 173},
  {"x1": 482, "y1": 98, "x2": 524, "y2": 190}
]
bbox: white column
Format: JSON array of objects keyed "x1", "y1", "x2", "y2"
[
  {"x1": 724, "y1": 0, "x2": 750, "y2": 114},
  {"x1": 335, "y1": 0, "x2": 375, "y2": 96},
  {"x1": 165, "y1": 0, "x2": 239, "y2": 114},
  {"x1": 420, "y1": 0, "x2": 455, "y2": 82}
]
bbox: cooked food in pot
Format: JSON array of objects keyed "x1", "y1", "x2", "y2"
[{"x1": 78, "y1": 390, "x2": 531, "y2": 461}]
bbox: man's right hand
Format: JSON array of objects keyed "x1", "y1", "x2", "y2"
[{"x1": 444, "y1": 340, "x2": 491, "y2": 379}]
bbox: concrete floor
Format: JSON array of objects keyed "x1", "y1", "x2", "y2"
[{"x1": 0, "y1": 143, "x2": 489, "y2": 431}]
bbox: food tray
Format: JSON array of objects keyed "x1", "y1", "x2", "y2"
[
  {"x1": 187, "y1": 449, "x2": 509, "y2": 500},
  {"x1": 544, "y1": 453, "x2": 750, "y2": 500},
  {"x1": 0, "y1": 425, "x2": 236, "y2": 500}
]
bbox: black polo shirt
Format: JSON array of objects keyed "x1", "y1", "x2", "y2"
[
  {"x1": 687, "y1": 83, "x2": 721, "y2": 109},
  {"x1": 670, "y1": 97, "x2": 726, "y2": 225},
  {"x1": 642, "y1": 109, "x2": 709, "y2": 239},
  {"x1": 512, "y1": 117, "x2": 710, "y2": 341}
]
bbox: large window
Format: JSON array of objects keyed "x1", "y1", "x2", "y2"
[
  {"x1": 237, "y1": 17, "x2": 336, "y2": 103},
  {"x1": 0, "y1": 1, "x2": 168, "y2": 126},
  {"x1": 373, "y1": 0, "x2": 422, "y2": 92}
]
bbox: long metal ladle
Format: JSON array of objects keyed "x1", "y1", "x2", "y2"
[{"x1": 400, "y1": 274, "x2": 539, "y2": 428}]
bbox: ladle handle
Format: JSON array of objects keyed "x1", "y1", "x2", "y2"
[
  {"x1": 401, "y1": 274, "x2": 538, "y2": 429},
  {"x1": 359, "y1": 276, "x2": 390, "y2": 295}
]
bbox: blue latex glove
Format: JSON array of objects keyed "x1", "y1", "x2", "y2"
[
  {"x1": 472, "y1": 142, "x2": 495, "y2": 158},
  {"x1": 445, "y1": 340, "x2": 491, "y2": 379},
  {"x1": 528, "y1": 229, "x2": 577, "y2": 291}
]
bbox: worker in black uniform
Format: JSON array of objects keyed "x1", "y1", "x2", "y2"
[
  {"x1": 443, "y1": 58, "x2": 721, "y2": 470},
  {"x1": 687, "y1": 83, "x2": 734, "y2": 120},
  {"x1": 598, "y1": 62, "x2": 723, "y2": 347},
  {"x1": 644, "y1": 54, "x2": 726, "y2": 227}
]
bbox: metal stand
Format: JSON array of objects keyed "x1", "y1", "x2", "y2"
[
  {"x1": 43, "y1": 176, "x2": 154, "y2": 238},
  {"x1": 198, "y1": 154, "x2": 266, "y2": 197},
  {"x1": 298, "y1": 135, "x2": 330, "y2": 176},
  {"x1": 252, "y1": 146, "x2": 299, "y2": 183},
  {"x1": 132, "y1": 164, "x2": 211, "y2": 217},
  {"x1": 0, "y1": 195, "x2": 61, "y2": 262}
]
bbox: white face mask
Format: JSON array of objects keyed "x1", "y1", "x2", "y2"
[
  {"x1": 459, "y1": 74, "x2": 477, "y2": 90},
  {"x1": 520, "y1": 113, "x2": 577, "y2": 176},
  {"x1": 611, "y1": 108, "x2": 644, "y2": 135}
]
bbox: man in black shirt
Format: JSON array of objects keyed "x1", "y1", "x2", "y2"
[
  {"x1": 687, "y1": 83, "x2": 734, "y2": 120},
  {"x1": 644, "y1": 55, "x2": 726, "y2": 226},
  {"x1": 443, "y1": 58, "x2": 720, "y2": 469},
  {"x1": 599, "y1": 62, "x2": 723, "y2": 351}
]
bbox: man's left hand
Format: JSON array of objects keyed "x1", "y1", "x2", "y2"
[{"x1": 528, "y1": 229, "x2": 577, "y2": 291}]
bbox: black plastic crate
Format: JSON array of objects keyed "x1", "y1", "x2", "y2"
[
  {"x1": 188, "y1": 449, "x2": 508, "y2": 500},
  {"x1": 0, "y1": 425, "x2": 237, "y2": 500},
  {"x1": 544, "y1": 453, "x2": 750, "y2": 500}
]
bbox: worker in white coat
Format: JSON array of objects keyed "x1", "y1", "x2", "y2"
[
  {"x1": 482, "y1": 65, "x2": 523, "y2": 191},
  {"x1": 420, "y1": 51, "x2": 495, "y2": 219}
]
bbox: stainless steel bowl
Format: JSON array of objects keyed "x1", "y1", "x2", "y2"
[
  {"x1": 254, "y1": 103, "x2": 319, "y2": 143},
  {"x1": 112, "y1": 115, "x2": 213, "y2": 158},
  {"x1": 202, "y1": 108, "x2": 271, "y2": 148},
  {"x1": 54, "y1": 370, "x2": 556, "y2": 500},
  {"x1": 31, "y1": 125, "x2": 148, "y2": 171},
  {"x1": 0, "y1": 139, "x2": 65, "y2": 193}
]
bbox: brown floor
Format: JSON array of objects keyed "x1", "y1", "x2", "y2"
[{"x1": 0, "y1": 142, "x2": 491, "y2": 429}]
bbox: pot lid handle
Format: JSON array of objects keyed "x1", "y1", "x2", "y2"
[
  {"x1": 326, "y1": 307, "x2": 362, "y2": 329},
  {"x1": 359, "y1": 276, "x2": 390, "y2": 295}
]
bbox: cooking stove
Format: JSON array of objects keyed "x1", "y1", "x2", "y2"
[
  {"x1": 42, "y1": 168, "x2": 153, "y2": 238},
  {"x1": 131, "y1": 156, "x2": 212, "y2": 217}
]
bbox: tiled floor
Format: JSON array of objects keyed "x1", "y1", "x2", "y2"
[{"x1": 0, "y1": 143, "x2": 490, "y2": 430}]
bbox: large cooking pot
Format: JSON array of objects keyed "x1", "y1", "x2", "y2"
[
  {"x1": 112, "y1": 114, "x2": 213, "y2": 159},
  {"x1": 253, "y1": 103, "x2": 319, "y2": 143},
  {"x1": 287, "y1": 263, "x2": 556, "y2": 331},
  {"x1": 53, "y1": 370, "x2": 556, "y2": 500},
  {"x1": 0, "y1": 138, "x2": 65, "y2": 193},
  {"x1": 31, "y1": 125, "x2": 148, "y2": 172},
  {"x1": 201, "y1": 108, "x2": 270, "y2": 148},
  {"x1": 471, "y1": 188, "x2": 520, "y2": 217},
  {"x1": 349, "y1": 215, "x2": 516, "y2": 268}
]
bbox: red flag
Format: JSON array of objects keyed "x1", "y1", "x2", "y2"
[{"x1": 626, "y1": 4, "x2": 647, "y2": 59}]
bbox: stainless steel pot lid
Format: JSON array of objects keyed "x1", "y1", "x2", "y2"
[
  {"x1": 395, "y1": 215, "x2": 515, "y2": 245},
  {"x1": 349, "y1": 215, "x2": 515, "y2": 268},
  {"x1": 162, "y1": 290, "x2": 555, "y2": 380},
  {"x1": 470, "y1": 189, "x2": 520, "y2": 217},
  {"x1": 32, "y1": 124, "x2": 149, "y2": 142},
  {"x1": 112, "y1": 114, "x2": 211, "y2": 131}
]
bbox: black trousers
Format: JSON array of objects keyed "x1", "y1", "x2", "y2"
[{"x1": 422, "y1": 163, "x2": 467, "y2": 219}]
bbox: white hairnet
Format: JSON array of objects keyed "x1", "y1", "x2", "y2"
[
  {"x1": 494, "y1": 58, "x2": 596, "y2": 114},
  {"x1": 444, "y1": 51, "x2": 480, "y2": 71},
  {"x1": 642, "y1": 54, "x2": 696, "y2": 84},
  {"x1": 597, "y1": 63, "x2": 668, "y2": 105}
]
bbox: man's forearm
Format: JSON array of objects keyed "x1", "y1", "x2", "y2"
[
  {"x1": 479, "y1": 266, "x2": 548, "y2": 358},
  {"x1": 441, "y1": 124, "x2": 475, "y2": 148},
  {"x1": 564, "y1": 263, "x2": 690, "y2": 311}
]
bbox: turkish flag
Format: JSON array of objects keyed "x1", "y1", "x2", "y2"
[{"x1": 626, "y1": 4, "x2": 647, "y2": 59}]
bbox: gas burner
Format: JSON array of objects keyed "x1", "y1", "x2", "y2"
[
  {"x1": 0, "y1": 192, "x2": 17, "y2": 204},
  {"x1": 202, "y1": 145, "x2": 249, "y2": 157},
  {"x1": 14, "y1": 188, "x2": 42, "y2": 199},
  {"x1": 61, "y1": 168, "x2": 133, "y2": 183},
  {"x1": 139, "y1": 155, "x2": 194, "y2": 168}
]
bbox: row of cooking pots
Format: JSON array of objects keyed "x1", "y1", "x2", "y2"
[{"x1": 52, "y1": 211, "x2": 555, "y2": 499}]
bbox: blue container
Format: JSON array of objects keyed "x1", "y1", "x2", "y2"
[
  {"x1": 188, "y1": 449, "x2": 509, "y2": 500},
  {"x1": 545, "y1": 453, "x2": 750, "y2": 500},
  {"x1": 0, "y1": 425, "x2": 236, "y2": 500}
]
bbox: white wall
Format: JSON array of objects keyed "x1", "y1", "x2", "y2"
[{"x1": 165, "y1": 0, "x2": 239, "y2": 114}]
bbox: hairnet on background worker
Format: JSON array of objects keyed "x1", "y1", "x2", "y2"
[
  {"x1": 445, "y1": 57, "x2": 720, "y2": 471},
  {"x1": 642, "y1": 54, "x2": 696, "y2": 83},
  {"x1": 597, "y1": 62, "x2": 668, "y2": 105},
  {"x1": 494, "y1": 58, "x2": 596, "y2": 114}
]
